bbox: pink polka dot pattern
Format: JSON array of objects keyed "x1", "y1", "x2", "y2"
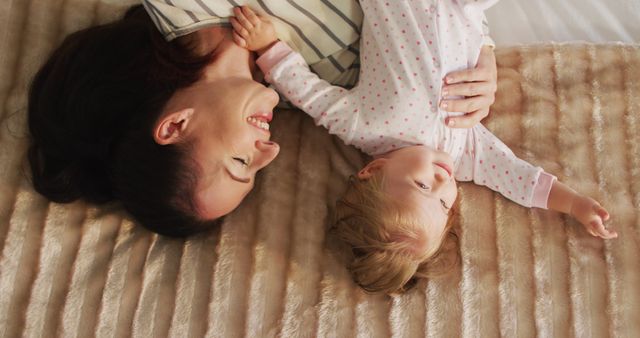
[{"x1": 261, "y1": 0, "x2": 545, "y2": 208}]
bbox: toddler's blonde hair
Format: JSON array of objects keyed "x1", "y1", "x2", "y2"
[{"x1": 334, "y1": 174, "x2": 459, "y2": 294}]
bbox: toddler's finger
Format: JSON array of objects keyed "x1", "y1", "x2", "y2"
[
  {"x1": 600, "y1": 230, "x2": 618, "y2": 239},
  {"x1": 234, "y1": 6, "x2": 254, "y2": 30},
  {"x1": 232, "y1": 31, "x2": 247, "y2": 48},
  {"x1": 241, "y1": 5, "x2": 261, "y2": 25},
  {"x1": 229, "y1": 18, "x2": 249, "y2": 39},
  {"x1": 595, "y1": 205, "x2": 610, "y2": 221},
  {"x1": 592, "y1": 220, "x2": 618, "y2": 239}
]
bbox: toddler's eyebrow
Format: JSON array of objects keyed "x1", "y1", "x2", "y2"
[
  {"x1": 225, "y1": 168, "x2": 250, "y2": 184},
  {"x1": 413, "y1": 186, "x2": 449, "y2": 216}
]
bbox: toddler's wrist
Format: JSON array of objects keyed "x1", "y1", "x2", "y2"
[
  {"x1": 568, "y1": 195, "x2": 579, "y2": 218},
  {"x1": 568, "y1": 193, "x2": 587, "y2": 219},
  {"x1": 256, "y1": 39, "x2": 280, "y2": 56}
]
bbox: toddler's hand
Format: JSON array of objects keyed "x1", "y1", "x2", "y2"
[
  {"x1": 570, "y1": 195, "x2": 617, "y2": 239},
  {"x1": 230, "y1": 6, "x2": 278, "y2": 55}
]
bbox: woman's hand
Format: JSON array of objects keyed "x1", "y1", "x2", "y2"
[
  {"x1": 440, "y1": 45, "x2": 497, "y2": 128},
  {"x1": 230, "y1": 6, "x2": 278, "y2": 55}
]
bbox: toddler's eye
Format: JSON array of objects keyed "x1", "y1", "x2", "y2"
[
  {"x1": 233, "y1": 157, "x2": 248, "y2": 166},
  {"x1": 440, "y1": 199, "x2": 450, "y2": 210},
  {"x1": 415, "y1": 181, "x2": 430, "y2": 191}
]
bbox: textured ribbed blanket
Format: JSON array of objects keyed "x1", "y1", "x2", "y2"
[{"x1": 1, "y1": 1, "x2": 639, "y2": 337}]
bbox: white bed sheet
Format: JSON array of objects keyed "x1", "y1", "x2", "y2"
[{"x1": 486, "y1": 0, "x2": 640, "y2": 45}]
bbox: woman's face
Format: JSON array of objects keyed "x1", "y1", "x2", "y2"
[
  {"x1": 159, "y1": 29, "x2": 281, "y2": 220},
  {"x1": 188, "y1": 76, "x2": 280, "y2": 219}
]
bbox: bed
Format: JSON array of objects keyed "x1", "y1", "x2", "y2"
[{"x1": 0, "y1": 0, "x2": 639, "y2": 337}]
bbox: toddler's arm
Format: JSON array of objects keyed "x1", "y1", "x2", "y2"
[
  {"x1": 232, "y1": 6, "x2": 358, "y2": 143},
  {"x1": 455, "y1": 123, "x2": 553, "y2": 208},
  {"x1": 456, "y1": 124, "x2": 616, "y2": 239},
  {"x1": 547, "y1": 181, "x2": 617, "y2": 239}
]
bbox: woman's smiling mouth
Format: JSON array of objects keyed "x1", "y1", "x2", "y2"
[{"x1": 247, "y1": 116, "x2": 270, "y2": 131}]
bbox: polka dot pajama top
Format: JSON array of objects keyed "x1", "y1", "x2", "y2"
[{"x1": 257, "y1": 0, "x2": 556, "y2": 208}]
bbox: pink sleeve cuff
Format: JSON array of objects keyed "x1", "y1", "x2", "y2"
[
  {"x1": 256, "y1": 41, "x2": 294, "y2": 74},
  {"x1": 531, "y1": 171, "x2": 557, "y2": 209}
]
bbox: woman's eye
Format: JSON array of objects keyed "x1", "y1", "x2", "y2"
[
  {"x1": 440, "y1": 199, "x2": 450, "y2": 210},
  {"x1": 233, "y1": 157, "x2": 248, "y2": 166}
]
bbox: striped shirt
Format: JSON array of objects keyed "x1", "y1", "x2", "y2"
[
  {"x1": 142, "y1": 0, "x2": 493, "y2": 88},
  {"x1": 142, "y1": 0, "x2": 364, "y2": 87}
]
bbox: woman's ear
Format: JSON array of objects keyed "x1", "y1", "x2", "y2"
[
  {"x1": 153, "y1": 108, "x2": 195, "y2": 145},
  {"x1": 357, "y1": 158, "x2": 387, "y2": 179}
]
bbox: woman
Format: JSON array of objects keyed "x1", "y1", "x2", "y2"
[{"x1": 27, "y1": 4, "x2": 498, "y2": 236}]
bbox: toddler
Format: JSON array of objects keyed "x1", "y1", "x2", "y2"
[{"x1": 230, "y1": 0, "x2": 617, "y2": 293}]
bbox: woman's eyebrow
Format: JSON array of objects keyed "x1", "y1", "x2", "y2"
[{"x1": 225, "y1": 167, "x2": 250, "y2": 184}]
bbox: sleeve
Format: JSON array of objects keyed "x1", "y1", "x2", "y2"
[
  {"x1": 481, "y1": 12, "x2": 496, "y2": 48},
  {"x1": 257, "y1": 41, "x2": 359, "y2": 144},
  {"x1": 457, "y1": 0, "x2": 496, "y2": 48},
  {"x1": 454, "y1": 124, "x2": 557, "y2": 209},
  {"x1": 142, "y1": 0, "x2": 227, "y2": 41}
]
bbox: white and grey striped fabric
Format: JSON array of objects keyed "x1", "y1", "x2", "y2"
[
  {"x1": 142, "y1": 0, "x2": 364, "y2": 87},
  {"x1": 142, "y1": 0, "x2": 494, "y2": 89}
]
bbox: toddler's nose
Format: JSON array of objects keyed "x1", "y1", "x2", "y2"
[{"x1": 434, "y1": 171, "x2": 448, "y2": 182}]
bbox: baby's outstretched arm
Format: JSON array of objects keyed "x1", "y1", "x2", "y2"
[
  {"x1": 457, "y1": 124, "x2": 617, "y2": 240},
  {"x1": 230, "y1": 6, "x2": 278, "y2": 55},
  {"x1": 547, "y1": 181, "x2": 617, "y2": 239}
]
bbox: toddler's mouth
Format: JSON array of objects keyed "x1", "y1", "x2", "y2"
[{"x1": 435, "y1": 162, "x2": 452, "y2": 177}]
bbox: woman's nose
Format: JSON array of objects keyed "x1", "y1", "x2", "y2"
[
  {"x1": 253, "y1": 140, "x2": 280, "y2": 170},
  {"x1": 267, "y1": 88, "x2": 280, "y2": 106}
]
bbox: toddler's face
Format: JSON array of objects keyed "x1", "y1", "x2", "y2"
[{"x1": 359, "y1": 145, "x2": 458, "y2": 254}]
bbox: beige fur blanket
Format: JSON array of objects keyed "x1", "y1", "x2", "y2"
[{"x1": 1, "y1": 2, "x2": 639, "y2": 337}]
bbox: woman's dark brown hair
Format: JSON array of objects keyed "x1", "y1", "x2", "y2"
[{"x1": 27, "y1": 5, "x2": 218, "y2": 236}]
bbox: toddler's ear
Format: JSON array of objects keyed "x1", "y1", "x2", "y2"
[
  {"x1": 357, "y1": 158, "x2": 387, "y2": 179},
  {"x1": 153, "y1": 108, "x2": 195, "y2": 145}
]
